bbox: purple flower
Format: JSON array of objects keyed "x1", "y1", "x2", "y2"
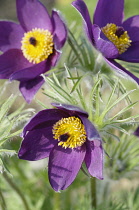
[
  {"x1": 18, "y1": 103, "x2": 103, "y2": 191},
  {"x1": 72, "y1": 0, "x2": 139, "y2": 84},
  {"x1": 0, "y1": 0, "x2": 67, "y2": 103}
]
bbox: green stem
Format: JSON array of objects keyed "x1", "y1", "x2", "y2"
[
  {"x1": 93, "y1": 53, "x2": 103, "y2": 74},
  {"x1": 88, "y1": 77, "x2": 102, "y2": 122},
  {"x1": 54, "y1": 193, "x2": 61, "y2": 210},
  {"x1": 0, "y1": 189, "x2": 7, "y2": 210},
  {"x1": 76, "y1": 88, "x2": 87, "y2": 111},
  {"x1": 3, "y1": 172, "x2": 30, "y2": 210},
  {"x1": 90, "y1": 178, "x2": 97, "y2": 209}
]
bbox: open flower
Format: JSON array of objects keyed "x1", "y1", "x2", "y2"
[
  {"x1": 72, "y1": 0, "x2": 139, "y2": 84},
  {"x1": 18, "y1": 103, "x2": 103, "y2": 191},
  {"x1": 0, "y1": 0, "x2": 67, "y2": 103}
]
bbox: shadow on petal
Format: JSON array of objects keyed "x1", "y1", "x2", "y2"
[
  {"x1": 18, "y1": 126, "x2": 56, "y2": 161},
  {"x1": 48, "y1": 145, "x2": 86, "y2": 191},
  {"x1": 19, "y1": 76, "x2": 44, "y2": 103}
]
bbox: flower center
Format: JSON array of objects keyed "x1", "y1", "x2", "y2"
[
  {"x1": 101, "y1": 23, "x2": 131, "y2": 54},
  {"x1": 52, "y1": 116, "x2": 86, "y2": 149},
  {"x1": 21, "y1": 28, "x2": 54, "y2": 64}
]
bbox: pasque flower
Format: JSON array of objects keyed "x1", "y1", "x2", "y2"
[
  {"x1": 18, "y1": 103, "x2": 103, "y2": 191},
  {"x1": 0, "y1": 0, "x2": 67, "y2": 103},
  {"x1": 72, "y1": 0, "x2": 139, "y2": 84}
]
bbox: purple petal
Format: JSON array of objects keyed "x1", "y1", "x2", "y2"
[
  {"x1": 16, "y1": 0, "x2": 53, "y2": 32},
  {"x1": 93, "y1": 25, "x2": 119, "y2": 58},
  {"x1": 23, "y1": 109, "x2": 69, "y2": 137},
  {"x1": 105, "y1": 58, "x2": 139, "y2": 85},
  {"x1": 93, "y1": 0, "x2": 124, "y2": 27},
  {"x1": 0, "y1": 49, "x2": 32, "y2": 79},
  {"x1": 85, "y1": 141, "x2": 103, "y2": 180},
  {"x1": 53, "y1": 35, "x2": 62, "y2": 52},
  {"x1": 133, "y1": 127, "x2": 139, "y2": 137},
  {"x1": 72, "y1": 0, "x2": 94, "y2": 44},
  {"x1": 122, "y1": 15, "x2": 139, "y2": 42},
  {"x1": 52, "y1": 103, "x2": 88, "y2": 117},
  {"x1": 78, "y1": 115, "x2": 101, "y2": 143},
  {"x1": 10, "y1": 60, "x2": 49, "y2": 82},
  {"x1": 19, "y1": 76, "x2": 45, "y2": 103},
  {"x1": 0, "y1": 21, "x2": 25, "y2": 52},
  {"x1": 10, "y1": 49, "x2": 61, "y2": 82},
  {"x1": 49, "y1": 49, "x2": 61, "y2": 67},
  {"x1": 18, "y1": 126, "x2": 56, "y2": 161},
  {"x1": 48, "y1": 144, "x2": 86, "y2": 191},
  {"x1": 10, "y1": 62, "x2": 44, "y2": 81},
  {"x1": 118, "y1": 42, "x2": 139, "y2": 62},
  {"x1": 51, "y1": 10, "x2": 67, "y2": 48}
]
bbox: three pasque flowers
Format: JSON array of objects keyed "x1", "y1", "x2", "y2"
[
  {"x1": 1, "y1": 0, "x2": 139, "y2": 191},
  {"x1": 0, "y1": 0, "x2": 67, "y2": 103},
  {"x1": 18, "y1": 103, "x2": 103, "y2": 191}
]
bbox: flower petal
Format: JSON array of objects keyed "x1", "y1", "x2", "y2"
[
  {"x1": 93, "y1": 25, "x2": 119, "y2": 58},
  {"x1": 16, "y1": 0, "x2": 53, "y2": 32},
  {"x1": 23, "y1": 109, "x2": 68, "y2": 137},
  {"x1": 10, "y1": 50, "x2": 61, "y2": 82},
  {"x1": 10, "y1": 61, "x2": 45, "y2": 81},
  {"x1": 52, "y1": 103, "x2": 88, "y2": 117},
  {"x1": 48, "y1": 144, "x2": 86, "y2": 191},
  {"x1": 72, "y1": 0, "x2": 94, "y2": 44},
  {"x1": 49, "y1": 49, "x2": 61, "y2": 67},
  {"x1": 105, "y1": 58, "x2": 139, "y2": 85},
  {"x1": 122, "y1": 15, "x2": 139, "y2": 42},
  {"x1": 19, "y1": 76, "x2": 45, "y2": 103},
  {"x1": 18, "y1": 126, "x2": 56, "y2": 161},
  {"x1": 0, "y1": 49, "x2": 32, "y2": 79},
  {"x1": 78, "y1": 115, "x2": 101, "y2": 142},
  {"x1": 85, "y1": 141, "x2": 103, "y2": 180},
  {"x1": 0, "y1": 21, "x2": 24, "y2": 52},
  {"x1": 51, "y1": 10, "x2": 67, "y2": 48},
  {"x1": 133, "y1": 127, "x2": 139, "y2": 137},
  {"x1": 93, "y1": 0, "x2": 124, "y2": 27},
  {"x1": 118, "y1": 42, "x2": 139, "y2": 62}
]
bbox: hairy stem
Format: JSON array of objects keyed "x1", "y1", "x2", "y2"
[
  {"x1": 3, "y1": 172, "x2": 30, "y2": 210},
  {"x1": 91, "y1": 178, "x2": 97, "y2": 208},
  {"x1": 0, "y1": 189, "x2": 7, "y2": 210}
]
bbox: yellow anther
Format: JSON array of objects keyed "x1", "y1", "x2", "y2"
[
  {"x1": 102, "y1": 23, "x2": 131, "y2": 54},
  {"x1": 53, "y1": 116, "x2": 86, "y2": 149},
  {"x1": 21, "y1": 28, "x2": 54, "y2": 64}
]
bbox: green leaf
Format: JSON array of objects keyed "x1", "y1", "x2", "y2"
[
  {"x1": 109, "y1": 101, "x2": 138, "y2": 121},
  {"x1": 0, "y1": 149, "x2": 16, "y2": 155},
  {"x1": 99, "y1": 89, "x2": 135, "y2": 122},
  {"x1": 70, "y1": 72, "x2": 90, "y2": 94},
  {"x1": 0, "y1": 95, "x2": 16, "y2": 122}
]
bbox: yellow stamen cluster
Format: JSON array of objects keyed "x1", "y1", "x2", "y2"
[
  {"x1": 102, "y1": 23, "x2": 131, "y2": 54},
  {"x1": 21, "y1": 28, "x2": 54, "y2": 64},
  {"x1": 53, "y1": 116, "x2": 86, "y2": 149}
]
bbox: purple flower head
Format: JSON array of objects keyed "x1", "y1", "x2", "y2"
[
  {"x1": 72, "y1": 0, "x2": 139, "y2": 84},
  {"x1": 18, "y1": 103, "x2": 103, "y2": 191},
  {"x1": 0, "y1": 0, "x2": 67, "y2": 103}
]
